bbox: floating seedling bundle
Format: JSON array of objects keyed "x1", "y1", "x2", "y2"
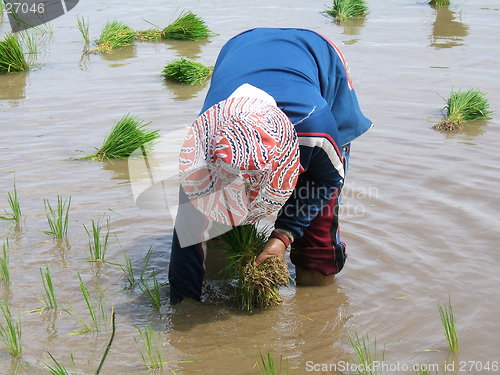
[
  {"x1": 433, "y1": 89, "x2": 493, "y2": 132},
  {"x1": 220, "y1": 224, "x2": 290, "y2": 310},
  {"x1": 324, "y1": 0, "x2": 368, "y2": 22},
  {"x1": 137, "y1": 12, "x2": 213, "y2": 42},
  {"x1": 162, "y1": 58, "x2": 213, "y2": 85},
  {"x1": 82, "y1": 114, "x2": 160, "y2": 161},
  {"x1": 0, "y1": 34, "x2": 28, "y2": 73},
  {"x1": 93, "y1": 21, "x2": 136, "y2": 53}
]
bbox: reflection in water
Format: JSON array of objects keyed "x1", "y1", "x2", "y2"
[
  {"x1": 163, "y1": 79, "x2": 208, "y2": 101},
  {"x1": 101, "y1": 159, "x2": 130, "y2": 181},
  {"x1": 445, "y1": 119, "x2": 488, "y2": 143},
  {"x1": 341, "y1": 17, "x2": 366, "y2": 37},
  {"x1": 430, "y1": 6, "x2": 469, "y2": 48},
  {"x1": 0, "y1": 71, "x2": 28, "y2": 100},
  {"x1": 166, "y1": 39, "x2": 211, "y2": 60},
  {"x1": 101, "y1": 45, "x2": 137, "y2": 62}
]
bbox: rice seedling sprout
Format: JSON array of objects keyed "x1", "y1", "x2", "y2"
[
  {"x1": 44, "y1": 195, "x2": 71, "y2": 239},
  {"x1": 324, "y1": 0, "x2": 368, "y2": 22},
  {"x1": 0, "y1": 240, "x2": 10, "y2": 284},
  {"x1": 162, "y1": 11, "x2": 212, "y2": 40},
  {"x1": 93, "y1": 20, "x2": 136, "y2": 53},
  {"x1": 0, "y1": 34, "x2": 29, "y2": 73},
  {"x1": 96, "y1": 309, "x2": 116, "y2": 374},
  {"x1": 84, "y1": 218, "x2": 109, "y2": 262},
  {"x1": 429, "y1": 0, "x2": 450, "y2": 7},
  {"x1": 434, "y1": 89, "x2": 493, "y2": 132},
  {"x1": 77, "y1": 17, "x2": 90, "y2": 51},
  {"x1": 135, "y1": 324, "x2": 164, "y2": 370},
  {"x1": 18, "y1": 30, "x2": 38, "y2": 55},
  {"x1": 44, "y1": 352, "x2": 70, "y2": 375},
  {"x1": 39, "y1": 266, "x2": 57, "y2": 310},
  {"x1": 258, "y1": 349, "x2": 288, "y2": 375},
  {"x1": 0, "y1": 301, "x2": 22, "y2": 357},
  {"x1": 220, "y1": 224, "x2": 290, "y2": 310},
  {"x1": 82, "y1": 114, "x2": 160, "y2": 161},
  {"x1": 121, "y1": 246, "x2": 153, "y2": 289},
  {"x1": 162, "y1": 58, "x2": 213, "y2": 85},
  {"x1": 438, "y1": 298, "x2": 458, "y2": 354},
  {"x1": 348, "y1": 332, "x2": 384, "y2": 375},
  {"x1": 0, "y1": 182, "x2": 22, "y2": 227},
  {"x1": 138, "y1": 273, "x2": 162, "y2": 309}
]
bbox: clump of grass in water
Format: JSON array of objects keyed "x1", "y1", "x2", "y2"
[
  {"x1": 0, "y1": 182, "x2": 22, "y2": 228},
  {"x1": 220, "y1": 224, "x2": 290, "y2": 310},
  {"x1": 0, "y1": 34, "x2": 29, "y2": 73},
  {"x1": 258, "y1": 349, "x2": 288, "y2": 375},
  {"x1": 0, "y1": 240, "x2": 10, "y2": 284},
  {"x1": 135, "y1": 324, "x2": 165, "y2": 370},
  {"x1": 429, "y1": 0, "x2": 450, "y2": 7},
  {"x1": 348, "y1": 332, "x2": 384, "y2": 375},
  {"x1": 433, "y1": 89, "x2": 493, "y2": 132},
  {"x1": 82, "y1": 114, "x2": 159, "y2": 161},
  {"x1": 44, "y1": 195, "x2": 71, "y2": 239},
  {"x1": 324, "y1": 0, "x2": 368, "y2": 22},
  {"x1": 38, "y1": 266, "x2": 58, "y2": 310},
  {"x1": 162, "y1": 59, "x2": 213, "y2": 85},
  {"x1": 438, "y1": 298, "x2": 458, "y2": 354},
  {"x1": 84, "y1": 218, "x2": 110, "y2": 262},
  {"x1": 92, "y1": 20, "x2": 136, "y2": 53},
  {"x1": 0, "y1": 301, "x2": 22, "y2": 358},
  {"x1": 162, "y1": 11, "x2": 212, "y2": 40}
]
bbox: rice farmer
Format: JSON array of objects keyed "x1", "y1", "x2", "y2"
[{"x1": 169, "y1": 28, "x2": 372, "y2": 304}]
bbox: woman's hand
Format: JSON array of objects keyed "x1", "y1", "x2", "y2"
[{"x1": 254, "y1": 238, "x2": 287, "y2": 266}]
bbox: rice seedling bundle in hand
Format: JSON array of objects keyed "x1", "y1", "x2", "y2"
[
  {"x1": 433, "y1": 89, "x2": 493, "y2": 132},
  {"x1": 220, "y1": 224, "x2": 290, "y2": 310},
  {"x1": 93, "y1": 21, "x2": 136, "y2": 53},
  {"x1": 0, "y1": 34, "x2": 28, "y2": 73},
  {"x1": 161, "y1": 11, "x2": 212, "y2": 40},
  {"x1": 325, "y1": 0, "x2": 368, "y2": 22},
  {"x1": 83, "y1": 114, "x2": 159, "y2": 161},
  {"x1": 162, "y1": 59, "x2": 213, "y2": 85}
]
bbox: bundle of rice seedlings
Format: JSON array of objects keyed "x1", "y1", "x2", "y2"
[
  {"x1": 429, "y1": 0, "x2": 450, "y2": 7},
  {"x1": 161, "y1": 11, "x2": 212, "y2": 40},
  {"x1": 220, "y1": 224, "x2": 290, "y2": 310},
  {"x1": 82, "y1": 114, "x2": 160, "y2": 161},
  {"x1": 433, "y1": 89, "x2": 493, "y2": 132},
  {"x1": 324, "y1": 0, "x2": 368, "y2": 22},
  {"x1": 162, "y1": 58, "x2": 213, "y2": 85},
  {"x1": 0, "y1": 34, "x2": 29, "y2": 73},
  {"x1": 136, "y1": 29, "x2": 163, "y2": 42},
  {"x1": 93, "y1": 21, "x2": 136, "y2": 53}
]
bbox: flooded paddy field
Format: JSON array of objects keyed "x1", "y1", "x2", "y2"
[{"x1": 1, "y1": 0, "x2": 500, "y2": 374}]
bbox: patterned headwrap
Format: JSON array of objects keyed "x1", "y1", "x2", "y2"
[{"x1": 179, "y1": 96, "x2": 301, "y2": 226}]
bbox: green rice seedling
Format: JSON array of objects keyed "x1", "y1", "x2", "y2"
[
  {"x1": 162, "y1": 58, "x2": 213, "y2": 85},
  {"x1": 44, "y1": 352, "x2": 70, "y2": 375},
  {"x1": 324, "y1": 0, "x2": 368, "y2": 22},
  {"x1": 220, "y1": 224, "x2": 290, "y2": 310},
  {"x1": 77, "y1": 17, "x2": 90, "y2": 51},
  {"x1": 44, "y1": 195, "x2": 71, "y2": 239},
  {"x1": 96, "y1": 309, "x2": 115, "y2": 374},
  {"x1": 18, "y1": 30, "x2": 38, "y2": 55},
  {"x1": 438, "y1": 298, "x2": 458, "y2": 354},
  {"x1": 138, "y1": 273, "x2": 162, "y2": 309},
  {"x1": 82, "y1": 114, "x2": 160, "y2": 161},
  {"x1": 0, "y1": 182, "x2": 22, "y2": 227},
  {"x1": 0, "y1": 34, "x2": 29, "y2": 73},
  {"x1": 135, "y1": 324, "x2": 164, "y2": 370},
  {"x1": 161, "y1": 11, "x2": 212, "y2": 40},
  {"x1": 0, "y1": 240, "x2": 10, "y2": 284},
  {"x1": 38, "y1": 266, "x2": 57, "y2": 310},
  {"x1": 121, "y1": 247, "x2": 153, "y2": 289},
  {"x1": 0, "y1": 0, "x2": 4, "y2": 14},
  {"x1": 429, "y1": 0, "x2": 450, "y2": 7},
  {"x1": 84, "y1": 218, "x2": 109, "y2": 262},
  {"x1": 93, "y1": 20, "x2": 136, "y2": 53},
  {"x1": 348, "y1": 332, "x2": 384, "y2": 375},
  {"x1": 433, "y1": 89, "x2": 493, "y2": 132},
  {"x1": 258, "y1": 349, "x2": 288, "y2": 375},
  {"x1": 0, "y1": 301, "x2": 22, "y2": 357}
]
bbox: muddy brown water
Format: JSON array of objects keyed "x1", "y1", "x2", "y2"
[{"x1": 1, "y1": 1, "x2": 500, "y2": 374}]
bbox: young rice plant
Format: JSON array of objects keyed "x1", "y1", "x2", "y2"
[
  {"x1": 258, "y1": 349, "x2": 288, "y2": 375},
  {"x1": 438, "y1": 298, "x2": 458, "y2": 354},
  {"x1": 38, "y1": 266, "x2": 58, "y2": 310},
  {"x1": 82, "y1": 114, "x2": 160, "y2": 161},
  {"x1": 0, "y1": 240, "x2": 10, "y2": 284},
  {"x1": 161, "y1": 11, "x2": 212, "y2": 40},
  {"x1": 0, "y1": 301, "x2": 22, "y2": 357},
  {"x1": 348, "y1": 332, "x2": 384, "y2": 375},
  {"x1": 433, "y1": 89, "x2": 493, "y2": 132},
  {"x1": 135, "y1": 324, "x2": 165, "y2": 370},
  {"x1": 84, "y1": 218, "x2": 110, "y2": 262},
  {"x1": 162, "y1": 59, "x2": 213, "y2": 85},
  {"x1": 43, "y1": 195, "x2": 71, "y2": 239},
  {"x1": 93, "y1": 20, "x2": 136, "y2": 53},
  {"x1": 0, "y1": 182, "x2": 22, "y2": 227},
  {"x1": 0, "y1": 34, "x2": 29, "y2": 73},
  {"x1": 324, "y1": 0, "x2": 368, "y2": 22}
]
